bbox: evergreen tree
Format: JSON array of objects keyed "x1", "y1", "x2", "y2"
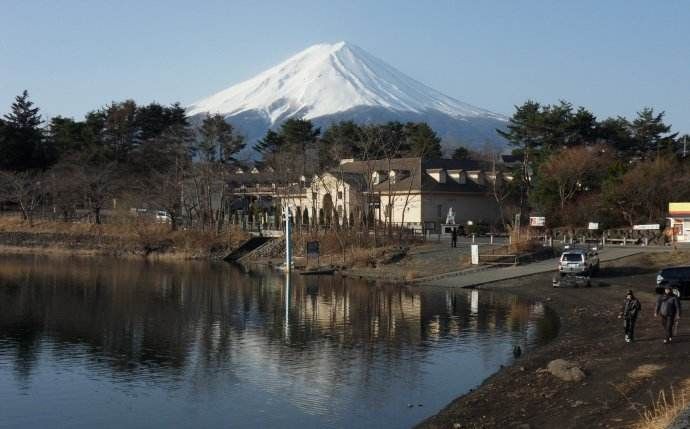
[
  {"x1": 136, "y1": 120, "x2": 194, "y2": 174},
  {"x1": 198, "y1": 114, "x2": 245, "y2": 163},
  {"x1": 598, "y1": 117, "x2": 634, "y2": 155},
  {"x1": 101, "y1": 100, "x2": 140, "y2": 163},
  {"x1": 1, "y1": 90, "x2": 48, "y2": 170},
  {"x1": 565, "y1": 107, "x2": 598, "y2": 146},
  {"x1": 166, "y1": 103, "x2": 188, "y2": 128},
  {"x1": 134, "y1": 102, "x2": 192, "y2": 169},
  {"x1": 452, "y1": 146, "x2": 470, "y2": 160},
  {"x1": 497, "y1": 100, "x2": 544, "y2": 155},
  {"x1": 280, "y1": 118, "x2": 320, "y2": 150},
  {"x1": 254, "y1": 129, "x2": 285, "y2": 156},
  {"x1": 278, "y1": 118, "x2": 320, "y2": 175},
  {"x1": 320, "y1": 121, "x2": 362, "y2": 160},
  {"x1": 496, "y1": 100, "x2": 548, "y2": 220},
  {"x1": 377, "y1": 121, "x2": 408, "y2": 158},
  {"x1": 47, "y1": 116, "x2": 88, "y2": 157},
  {"x1": 540, "y1": 101, "x2": 574, "y2": 150},
  {"x1": 136, "y1": 102, "x2": 168, "y2": 141},
  {"x1": 631, "y1": 108, "x2": 677, "y2": 158},
  {"x1": 4, "y1": 90, "x2": 42, "y2": 129},
  {"x1": 403, "y1": 122, "x2": 442, "y2": 158},
  {"x1": 135, "y1": 102, "x2": 189, "y2": 142}
]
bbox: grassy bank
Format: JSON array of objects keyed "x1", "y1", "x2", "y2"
[{"x1": 0, "y1": 216, "x2": 248, "y2": 260}]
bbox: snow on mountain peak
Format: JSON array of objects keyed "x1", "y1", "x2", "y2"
[{"x1": 187, "y1": 42, "x2": 504, "y2": 124}]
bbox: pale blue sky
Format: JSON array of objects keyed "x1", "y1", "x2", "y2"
[{"x1": 1, "y1": 0, "x2": 688, "y2": 132}]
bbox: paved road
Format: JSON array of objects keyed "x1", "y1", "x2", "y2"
[{"x1": 421, "y1": 247, "x2": 655, "y2": 288}]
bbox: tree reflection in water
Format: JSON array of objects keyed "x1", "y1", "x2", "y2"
[{"x1": 0, "y1": 254, "x2": 558, "y2": 428}]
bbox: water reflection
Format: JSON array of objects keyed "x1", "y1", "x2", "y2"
[{"x1": 0, "y1": 254, "x2": 558, "y2": 429}]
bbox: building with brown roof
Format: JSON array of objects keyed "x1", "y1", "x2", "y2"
[{"x1": 296, "y1": 157, "x2": 510, "y2": 231}]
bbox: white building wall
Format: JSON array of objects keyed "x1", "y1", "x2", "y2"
[
  {"x1": 300, "y1": 173, "x2": 367, "y2": 225},
  {"x1": 377, "y1": 194, "x2": 423, "y2": 225}
]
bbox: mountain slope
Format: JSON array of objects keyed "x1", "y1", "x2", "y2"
[{"x1": 187, "y1": 41, "x2": 507, "y2": 154}]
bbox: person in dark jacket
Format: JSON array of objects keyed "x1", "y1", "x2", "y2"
[
  {"x1": 451, "y1": 228, "x2": 458, "y2": 248},
  {"x1": 655, "y1": 287, "x2": 681, "y2": 344},
  {"x1": 619, "y1": 290, "x2": 641, "y2": 342}
]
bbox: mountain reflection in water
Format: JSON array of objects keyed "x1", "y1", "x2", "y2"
[{"x1": 0, "y1": 255, "x2": 558, "y2": 429}]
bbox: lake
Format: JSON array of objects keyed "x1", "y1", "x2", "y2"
[{"x1": 0, "y1": 254, "x2": 558, "y2": 428}]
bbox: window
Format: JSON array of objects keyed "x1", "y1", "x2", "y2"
[
  {"x1": 312, "y1": 192, "x2": 317, "y2": 201},
  {"x1": 437, "y1": 204, "x2": 443, "y2": 218},
  {"x1": 337, "y1": 191, "x2": 343, "y2": 200},
  {"x1": 562, "y1": 253, "x2": 584, "y2": 262}
]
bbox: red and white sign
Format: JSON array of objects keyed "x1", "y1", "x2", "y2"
[{"x1": 529, "y1": 217, "x2": 545, "y2": 227}]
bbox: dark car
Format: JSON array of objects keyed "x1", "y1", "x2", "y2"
[{"x1": 656, "y1": 266, "x2": 690, "y2": 298}]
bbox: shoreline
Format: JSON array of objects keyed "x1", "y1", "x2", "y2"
[
  {"x1": 4, "y1": 230, "x2": 690, "y2": 427},
  {"x1": 418, "y1": 250, "x2": 690, "y2": 429},
  {"x1": 0, "y1": 244, "x2": 214, "y2": 261}
]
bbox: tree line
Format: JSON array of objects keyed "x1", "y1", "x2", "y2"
[
  {"x1": 0, "y1": 90, "x2": 445, "y2": 231},
  {"x1": 496, "y1": 100, "x2": 690, "y2": 230},
  {"x1": 1, "y1": 90, "x2": 687, "y2": 232}
]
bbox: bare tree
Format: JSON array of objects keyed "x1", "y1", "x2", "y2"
[
  {"x1": 605, "y1": 156, "x2": 690, "y2": 225},
  {"x1": 45, "y1": 160, "x2": 84, "y2": 221},
  {"x1": 0, "y1": 170, "x2": 43, "y2": 225},
  {"x1": 78, "y1": 163, "x2": 119, "y2": 224},
  {"x1": 538, "y1": 145, "x2": 612, "y2": 210},
  {"x1": 188, "y1": 162, "x2": 234, "y2": 233},
  {"x1": 490, "y1": 155, "x2": 516, "y2": 231}
]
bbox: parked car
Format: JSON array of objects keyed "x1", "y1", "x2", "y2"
[
  {"x1": 558, "y1": 247, "x2": 600, "y2": 277},
  {"x1": 155, "y1": 210, "x2": 172, "y2": 223},
  {"x1": 656, "y1": 266, "x2": 690, "y2": 298}
]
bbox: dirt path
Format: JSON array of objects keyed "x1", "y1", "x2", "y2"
[{"x1": 418, "y1": 251, "x2": 690, "y2": 429}]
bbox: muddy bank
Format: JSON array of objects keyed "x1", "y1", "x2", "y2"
[{"x1": 418, "y1": 251, "x2": 690, "y2": 429}]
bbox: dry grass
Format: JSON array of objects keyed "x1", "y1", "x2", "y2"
[
  {"x1": 629, "y1": 364, "x2": 665, "y2": 380},
  {"x1": 634, "y1": 379, "x2": 690, "y2": 429},
  {"x1": 637, "y1": 250, "x2": 690, "y2": 267},
  {"x1": 0, "y1": 214, "x2": 249, "y2": 259},
  {"x1": 349, "y1": 247, "x2": 386, "y2": 268}
]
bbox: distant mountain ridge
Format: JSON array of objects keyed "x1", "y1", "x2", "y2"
[{"x1": 187, "y1": 41, "x2": 507, "y2": 155}]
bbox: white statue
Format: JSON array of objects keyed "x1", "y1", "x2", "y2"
[{"x1": 445, "y1": 207, "x2": 456, "y2": 225}]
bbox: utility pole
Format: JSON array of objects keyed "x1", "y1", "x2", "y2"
[
  {"x1": 284, "y1": 205, "x2": 293, "y2": 271},
  {"x1": 284, "y1": 269, "x2": 291, "y2": 342}
]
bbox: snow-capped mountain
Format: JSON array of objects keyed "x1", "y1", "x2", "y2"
[{"x1": 187, "y1": 41, "x2": 507, "y2": 155}]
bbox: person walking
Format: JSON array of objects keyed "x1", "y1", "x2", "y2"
[
  {"x1": 655, "y1": 287, "x2": 681, "y2": 344},
  {"x1": 451, "y1": 227, "x2": 458, "y2": 248},
  {"x1": 619, "y1": 290, "x2": 641, "y2": 342}
]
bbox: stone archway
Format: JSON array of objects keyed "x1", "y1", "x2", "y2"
[
  {"x1": 295, "y1": 207, "x2": 302, "y2": 227},
  {"x1": 322, "y1": 193, "x2": 334, "y2": 226}
]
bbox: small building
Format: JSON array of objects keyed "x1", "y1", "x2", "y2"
[{"x1": 669, "y1": 202, "x2": 690, "y2": 243}]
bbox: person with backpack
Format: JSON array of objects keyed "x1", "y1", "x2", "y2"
[
  {"x1": 655, "y1": 287, "x2": 681, "y2": 344},
  {"x1": 619, "y1": 290, "x2": 641, "y2": 343}
]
